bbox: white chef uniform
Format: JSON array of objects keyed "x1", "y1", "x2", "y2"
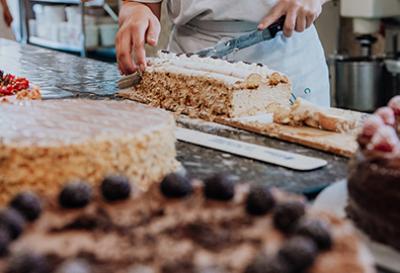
[
  {"x1": 133, "y1": 0, "x2": 330, "y2": 106},
  {"x1": 0, "y1": 1, "x2": 14, "y2": 41}
]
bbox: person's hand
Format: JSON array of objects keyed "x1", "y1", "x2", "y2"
[
  {"x1": 258, "y1": 0, "x2": 328, "y2": 37},
  {"x1": 3, "y1": 4, "x2": 13, "y2": 27},
  {"x1": 116, "y1": 2, "x2": 161, "y2": 75}
]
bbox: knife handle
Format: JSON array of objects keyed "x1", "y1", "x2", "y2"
[{"x1": 268, "y1": 16, "x2": 286, "y2": 38}]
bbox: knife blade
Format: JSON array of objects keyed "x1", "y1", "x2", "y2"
[{"x1": 196, "y1": 16, "x2": 285, "y2": 58}]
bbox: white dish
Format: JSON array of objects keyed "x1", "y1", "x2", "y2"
[{"x1": 314, "y1": 181, "x2": 400, "y2": 272}]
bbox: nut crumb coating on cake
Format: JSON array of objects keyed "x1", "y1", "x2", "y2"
[
  {"x1": 0, "y1": 100, "x2": 179, "y2": 205},
  {"x1": 0, "y1": 177, "x2": 375, "y2": 273},
  {"x1": 118, "y1": 51, "x2": 292, "y2": 120}
]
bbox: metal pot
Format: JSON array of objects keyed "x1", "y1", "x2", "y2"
[{"x1": 334, "y1": 56, "x2": 386, "y2": 112}]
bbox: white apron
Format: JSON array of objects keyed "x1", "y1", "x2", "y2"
[
  {"x1": 0, "y1": 3, "x2": 15, "y2": 41},
  {"x1": 136, "y1": 0, "x2": 330, "y2": 106}
]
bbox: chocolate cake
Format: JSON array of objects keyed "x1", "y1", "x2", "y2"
[
  {"x1": 347, "y1": 96, "x2": 400, "y2": 250},
  {"x1": 118, "y1": 51, "x2": 292, "y2": 120},
  {"x1": 0, "y1": 173, "x2": 375, "y2": 273},
  {"x1": 0, "y1": 99, "x2": 178, "y2": 205}
]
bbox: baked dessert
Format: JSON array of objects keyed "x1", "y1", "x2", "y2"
[
  {"x1": 0, "y1": 70, "x2": 41, "y2": 102},
  {"x1": 273, "y1": 98, "x2": 358, "y2": 133},
  {"x1": 118, "y1": 51, "x2": 292, "y2": 120},
  {"x1": 0, "y1": 172, "x2": 375, "y2": 273},
  {"x1": 0, "y1": 99, "x2": 178, "y2": 205},
  {"x1": 347, "y1": 96, "x2": 400, "y2": 250}
]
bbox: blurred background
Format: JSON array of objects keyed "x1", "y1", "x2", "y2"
[{"x1": 5, "y1": 0, "x2": 400, "y2": 111}]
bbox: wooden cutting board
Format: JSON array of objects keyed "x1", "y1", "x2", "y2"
[
  {"x1": 219, "y1": 119, "x2": 359, "y2": 158},
  {"x1": 218, "y1": 108, "x2": 367, "y2": 158}
]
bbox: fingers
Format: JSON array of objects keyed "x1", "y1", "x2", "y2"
[
  {"x1": 283, "y1": 6, "x2": 298, "y2": 37},
  {"x1": 131, "y1": 21, "x2": 148, "y2": 71},
  {"x1": 258, "y1": 4, "x2": 284, "y2": 30},
  {"x1": 295, "y1": 9, "x2": 307, "y2": 32},
  {"x1": 116, "y1": 28, "x2": 136, "y2": 75},
  {"x1": 146, "y1": 18, "x2": 161, "y2": 46},
  {"x1": 260, "y1": 0, "x2": 322, "y2": 36}
]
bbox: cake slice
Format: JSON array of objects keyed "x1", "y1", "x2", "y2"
[
  {"x1": 0, "y1": 99, "x2": 178, "y2": 204},
  {"x1": 118, "y1": 51, "x2": 292, "y2": 120},
  {"x1": 273, "y1": 98, "x2": 359, "y2": 133},
  {"x1": 0, "y1": 173, "x2": 375, "y2": 273}
]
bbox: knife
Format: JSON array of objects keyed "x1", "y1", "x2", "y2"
[
  {"x1": 196, "y1": 16, "x2": 286, "y2": 58},
  {"x1": 176, "y1": 127, "x2": 327, "y2": 171},
  {"x1": 117, "y1": 17, "x2": 286, "y2": 89}
]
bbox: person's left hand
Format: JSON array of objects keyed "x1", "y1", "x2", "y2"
[
  {"x1": 3, "y1": 6, "x2": 13, "y2": 27},
  {"x1": 258, "y1": 0, "x2": 327, "y2": 37}
]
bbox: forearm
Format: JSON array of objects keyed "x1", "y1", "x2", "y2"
[{"x1": 122, "y1": 1, "x2": 161, "y2": 20}]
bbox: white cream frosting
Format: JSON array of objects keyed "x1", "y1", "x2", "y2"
[{"x1": 147, "y1": 51, "x2": 284, "y2": 86}]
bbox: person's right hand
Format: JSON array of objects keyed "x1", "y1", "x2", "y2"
[{"x1": 116, "y1": 2, "x2": 161, "y2": 75}]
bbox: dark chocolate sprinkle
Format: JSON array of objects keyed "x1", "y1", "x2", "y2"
[
  {"x1": 59, "y1": 182, "x2": 92, "y2": 209},
  {"x1": 10, "y1": 192, "x2": 42, "y2": 222},
  {"x1": 161, "y1": 50, "x2": 170, "y2": 54},
  {"x1": 101, "y1": 175, "x2": 132, "y2": 202},
  {"x1": 0, "y1": 208, "x2": 25, "y2": 240},
  {"x1": 0, "y1": 227, "x2": 10, "y2": 257},
  {"x1": 204, "y1": 173, "x2": 235, "y2": 201},
  {"x1": 295, "y1": 219, "x2": 333, "y2": 250},
  {"x1": 160, "y1": 173, "x2": 193, "y2": 198},
  {"x1": 246, "y1": 185, "x2": 275, "y2": 216},
  {"x1": 278, "y1": 236, "x2": 318, "y2": 272},
  {"x1": 273, "y1": 201, "x2": 306, "y2": 233}
]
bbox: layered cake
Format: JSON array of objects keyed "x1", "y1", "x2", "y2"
[
  {"x1": 0, "y1": 99, "x2": 178, "y2": 204},
  {"x1": 0, "y1": 172, "x2": 375, "y2": 273},
  {"x1": 118, "y1": 51, "x2": 292, "y2": 120},
  {"x1": 347, "y1": 96, "x2": 400, "y2": 250},
  {"x1": 273, "y1": 98, "x2": 358, "y2": 133}
]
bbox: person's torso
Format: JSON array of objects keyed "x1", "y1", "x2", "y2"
[{"x1": 166, "y1": 0, "x2": 278, "y2": 25}]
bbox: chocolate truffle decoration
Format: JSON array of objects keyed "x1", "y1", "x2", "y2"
[
  {"x1": 101, "y1": 175, "x2": 131, "y2": 202},
  {"x1": 10, "y1": 192, "x2": 42, "y2": 222},
  {"x1": 246, "y1": 185, "x2": 276, "y2": 216},
  {"x1": 160, "y1": 173, "x2": 193, "y2": 198},
  {"x1": 0, "y1": 227, "x2": 10, "y2": 257},
  {"x1": 273, "y1": 201, "x2": 306, "y2": 233},
  {"x1": 204, "y1": 173, "x2": 235, "y2": 201},
  {"x1": 278, "y1": 236, "x2": 318, "y2": 272},
  {"x1": 295, "y1": 219, "x2": 333, "y2": 250},
  {"x1": 0, "y1": 208, "x2": 25, "y2": 240},
  {"x1": 59, "y1": 182, "x2": 92, "y2": 209}
]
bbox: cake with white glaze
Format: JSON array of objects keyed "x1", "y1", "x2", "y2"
[
  {"x1": 118, "y1": 51, "x2": 292, "y2": 120},
  {"x1": 0, "y1": 99, "x2": 178, "y2": 205}
]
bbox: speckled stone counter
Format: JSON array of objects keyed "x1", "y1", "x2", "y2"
[{"x1": 0, "y1": 39, "x2": 347, "y2": 195}]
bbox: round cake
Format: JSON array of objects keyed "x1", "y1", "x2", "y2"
[
  {"x1": 0, "y1": 172, "x2": 375, "y2": 273},
  {"x1": 0, "y1": 99, "x2": 178, "y2": 204},
  {"x1": 347, "y1": 96, "x2": 400, "y2": 250}
]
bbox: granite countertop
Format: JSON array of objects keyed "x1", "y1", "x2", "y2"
[{"x1": 0, "y1": 39, "x2": 394, "y2": 273}]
